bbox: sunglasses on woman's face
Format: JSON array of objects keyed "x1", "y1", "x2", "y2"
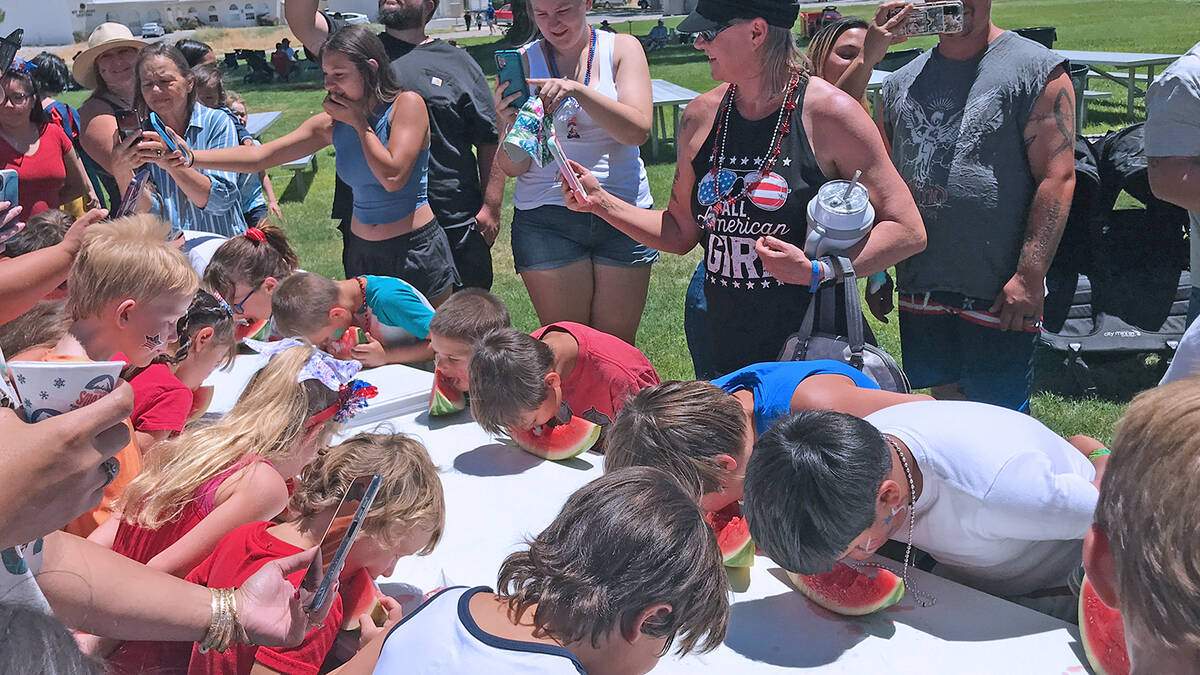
[{"x1": 696, "y1": 22, "x2": 735, "y2": 43}]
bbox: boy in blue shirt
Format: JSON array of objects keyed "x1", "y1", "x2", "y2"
[
  {"x1": 605, "y1": 361, "x2": 930, "y2": 512},
  {"x1": 271, "y1": 271, "x2": 434, "y2": 366}
]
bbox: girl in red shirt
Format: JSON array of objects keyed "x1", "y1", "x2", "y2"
[{"x1": 0, "y1": 63, "x2": 98, "y2": 217}]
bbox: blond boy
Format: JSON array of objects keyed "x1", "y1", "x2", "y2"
[
  {"x1": 272, "y1": 272, "x2": 435, "y2": 367},
  {"x1": 1085, "y1": 380, "x2": 1200, "y2": 673},
  {"x1": 22, "y1": 213, "x2": 197, "y2": 536},
  {"x1": 427, "y1": 289, "x2": 510, "y2": 393}
]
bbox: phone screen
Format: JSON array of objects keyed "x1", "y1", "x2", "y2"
[
  {"x1": 300, "y1": 473, "x2": 383, "y2": 615},
  {"x1": 116, "y1": 109, "x2": 142, "y2": 142}
]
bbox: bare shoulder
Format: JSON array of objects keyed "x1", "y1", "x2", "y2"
[
  {"x1": 612, "y1": 32, "x2": 647, "y2": 54},
  {"x1": 676, "y1": 85, "x2": 725, "y2": 149},
  {"x1": 802, "y1": 75, "x2": 863, "y2": 117},
  {"x1": 220, "y1": 459, "x2": 290, "y2": 508}
]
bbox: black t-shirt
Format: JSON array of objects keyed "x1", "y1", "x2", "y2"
[{"x1": 324, "y1": 14, "x2": 499, "y2": 228}]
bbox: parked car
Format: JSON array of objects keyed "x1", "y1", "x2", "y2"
[
  {"x1": 140, "y1": 22, "x2": 165, "y2": 38},
  {"x1": 495, "y1": 4, "x2": 513, "y2": 25},
  {"x1": 338, "y1": 12, "x2": 370, "y2": 25}
]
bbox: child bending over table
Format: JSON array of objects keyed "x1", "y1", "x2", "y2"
[
  {"x1": 272, "y1": 271, "x2": 436, "y2": 368},
  {"x1": 13, "y1": 213, "x2": 197, "y2": 537},
  {"x1": 1085, "y1": 379, "x2": 1200, "y2": 673},
  {"x1": 338, "y1": 467, "x2": 728, "y2": 674},
  {"x1": 124, "y1": 289, "x2": 238, "y2": 450},
  {"x1": 184, "y1": 430, "x2": 445, "y2": 675},
  {"x1": 743, "y1": 401, "x2": 1109, "y2": 619},
  {"x1": 427, "y1": 288, "x2": 511, "y2": 395},
  {"x1": 605, "y1": 360, "x2": 931, "y2": 512},
  {"x1": 200, "y1": 225, "x2": 298, "y2": 338},
  {"x1": 468, "y1": 323, "x2": 660, "y2": 442}
]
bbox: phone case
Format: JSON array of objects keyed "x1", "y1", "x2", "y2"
[
  {"x1": 548, "y1": 137, "x2": 587, "y2": 202},
  {"x1": 890, "y1": 1, "x2": 964, "y2": 37},
  {"x1": 0, "y1": 169, "x2": 18, "y2": 212},
  {"x1": 149, "y1": 112, "x2": 194, "y2": 166},
  {"x1": 306, "y1": 474, "x2": 383, "y2": 614},
  {"x1": 113, "y1": 168, "x2": 151, "y2": 219},
  {"x1": 494, "y1": 50, "x2": 531, "y2": 109}
]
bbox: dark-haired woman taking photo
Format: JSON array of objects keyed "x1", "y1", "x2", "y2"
[{"x1": 166, "y1": 25, "x2": 457, "y2": 305}]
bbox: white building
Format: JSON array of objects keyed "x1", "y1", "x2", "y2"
[
  {"x1": 0, "y1": 0, "x2": 86, "y2": 47},
  {"x1": 82, "y1": 0, "x2": 285, "y2": 32}
]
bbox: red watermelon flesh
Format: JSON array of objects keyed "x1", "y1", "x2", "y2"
[
  {"x1": 340, "y1": 568, "x2": 390, "y2": 631},
  {"x1": 237, "y1": 318, "x2": 271, "y2": 342},
  {"x1": 786, "y1": 563, "x2": 905, "y2": 616},
  {"x1": 327, "y1": 327, "x2": 369, "y2": 360},
  {"x1": 507, "y1": 416, "x2": 600, "y2": 461},
  {"x1": 186, "y1": 385, "x2": 214, "y2": 424},
  {"x1": 1079, "y1": 576, "x2": 1130, "y2": 675},
  {"x1": 429, "y1": 369, "x2": 466, "y2": 416},
  {"x1": 705, "y1": 502, "x2": 755, "y2": 568}
]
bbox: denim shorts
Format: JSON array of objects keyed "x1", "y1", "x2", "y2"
[{"x1": 510, "y1": 204, "x2": 659, "y2": 272}]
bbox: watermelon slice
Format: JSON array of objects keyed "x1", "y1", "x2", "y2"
[
  {"x1": 185, "y1": 385, "x2": 214, "y2": 424},
  {"x1": 340, "y1": 568, "x2": 390, "y2": 631},
  {"x1": 429, "y1": 369, "x2": 466, "y2": 416},
  {"x1": 237, "y1": 318, "x2": 271, "y2": 342},
  {"x1": 786, "y1": 563, "x2": 905, "y2": 616},
  {"x1": 507, "y1": 415, "x2": 600, "y2": 461},
  {"x1": 1079, "y1": 575, "x2": 1130, "y2": 675},
  {"x1": 705, "y1": 502, "x2": 755, "y2": 568},
  {"x1": 327, "y1": 327, "x2": 369, "y2": 360}
]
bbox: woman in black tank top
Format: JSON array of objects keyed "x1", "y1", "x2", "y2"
[{"x1": 557, "y1": 0, "x2": 925, "y2": 376}]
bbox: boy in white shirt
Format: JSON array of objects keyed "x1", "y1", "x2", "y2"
[
  {"x1": 346, "y1": 467, "x2": 730, "y2": 674},
  {"x1": 743, "y1": 401, "x2": 1108, "y2": 603}
]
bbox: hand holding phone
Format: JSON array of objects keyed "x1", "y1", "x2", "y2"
[
  {"x1": 116, "y1": 109, "x2": 142, "y2": 142},
  {"x1": 494, "y1": 50, "x2": 530, "y2": 110},
  {"x1": 548, "y1": 137, "x2": 587, "y2": 203},
  {"x1": 299, "y1": 474, "x2": 383, "y2": 616},
  {"x1": 0, "y1": 169, "x2": 20, "y2": 237}
]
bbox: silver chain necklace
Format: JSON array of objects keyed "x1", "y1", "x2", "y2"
[{"x1": 853, "y1": 435, "x2": 935, "y2": 607}]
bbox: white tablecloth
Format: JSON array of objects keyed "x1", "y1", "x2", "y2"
[{"x1": 205, "y1": 356, "x2": 1087, "y2": 673}]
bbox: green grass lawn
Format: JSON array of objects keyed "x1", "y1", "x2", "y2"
[{"x1": 59, "y1": 0, "x2": 1198, "y2": 441}]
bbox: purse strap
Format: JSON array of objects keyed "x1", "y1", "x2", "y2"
[{"x1": 795, "y1": 256, "x2": 867, "y2": 365}]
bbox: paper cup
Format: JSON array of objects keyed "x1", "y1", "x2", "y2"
[{"x1": 8, "y1": 360, "x2": 125, "y2": 423}]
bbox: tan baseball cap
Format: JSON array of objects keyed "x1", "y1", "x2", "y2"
[{"x1": 71, "y1": 23, "x2": 147, "y2": 90}]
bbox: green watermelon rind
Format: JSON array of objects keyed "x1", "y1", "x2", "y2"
[
  {"x1": 428, "y1": 371, "x2": 467, "y2": 416},
  {"x1": 722, "y1": 537, "x2": 756, "y2": 568},
  {"x1": 1079, "y1": 576, "x2": 1131, "y2": 675},
  {"x1": 786, "y1": 566, "x2": 906, "y2": 616},
  {"x1": 508, "y1": 419, "x2": 601, "y2": 461}
]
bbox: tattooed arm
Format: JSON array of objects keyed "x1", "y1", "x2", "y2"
[{"x1": 989, "y1": 66, "x2": 1076, "y2": 331}]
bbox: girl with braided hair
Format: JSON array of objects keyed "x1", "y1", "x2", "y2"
[{"x1": 123, "y1": 289, "x2": 238, "y2": 451}]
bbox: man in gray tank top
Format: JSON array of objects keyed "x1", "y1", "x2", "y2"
[{"x1": 878, "y1": 0, "x2": 1075, "y2": 413}]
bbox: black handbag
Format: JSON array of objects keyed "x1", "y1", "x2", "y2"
[{"x1": 776, "y1": 256, "x2": 911, "y2": 393}]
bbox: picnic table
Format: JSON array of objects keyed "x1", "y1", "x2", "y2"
[
  {"x1": 243, "y1": 110, "x2": 281, "y2": 139},
  {"x1": 1051, "y1": 49, "x2": 1180, "y2": 117},
  {"x1": 650, "y1": 78, "x2": 703, "y2": 158},
  {"x1": 203, "y1": 356, "x2": 1089, "y2": 673}
]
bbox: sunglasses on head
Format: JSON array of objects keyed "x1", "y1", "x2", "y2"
[{"x1": 696, "y1": 22, "x2": 735, "y2": 42}]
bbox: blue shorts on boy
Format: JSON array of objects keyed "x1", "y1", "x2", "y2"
[
  {"x1": 865, "y1": 400, "x2": 1097, "y2": 596},
  {"x1": 357, "y1": 274, "x2": 435, "y2": 347},
  {"x1": 712, "y1": 360, "x2": 879, "y2": 437},
  {"x1": 375, "y1": 586, "x2": 584, "y2": 674}
]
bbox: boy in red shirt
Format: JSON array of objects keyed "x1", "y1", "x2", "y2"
[
  {"x1": 186, "y1": 431, "x2": 445, "y2": 675},
  {"x1": 468, "y1": 322, "x2": 660, "y2": 440}
]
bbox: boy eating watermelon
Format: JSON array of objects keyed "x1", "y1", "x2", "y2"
[
  {"x1": 334, "y1": 467, "x2": 730, "y2": 674},
  {"x1": 427, "y1": 289, "x2": 511, "y2": 396},
  {"x1": 468, "y1": 323, "x2": 660, "y2": 450},
  {"x1": 743, "y1": 402, "x2": 1108, "y2": 619},
  {"x1": 1084, "y1": 380, "x2": 1200, "y2": 673}
]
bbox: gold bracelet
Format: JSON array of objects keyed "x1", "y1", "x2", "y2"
[
  {"x1": 199, "y1": 588, "x2": 237, "y2": 653},
  {"x1": 229, "y1": 587, "x2": 253, "y2": 646}
]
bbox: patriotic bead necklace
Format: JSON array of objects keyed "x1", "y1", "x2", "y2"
[{"x1": 700, "y1": 71, "x2": 801, "y2": 232}]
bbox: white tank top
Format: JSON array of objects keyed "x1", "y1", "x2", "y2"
[{"x1": 514, "y1": 29, "x2": 653, "y2": 210}]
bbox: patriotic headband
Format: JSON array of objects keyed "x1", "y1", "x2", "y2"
[
  {"x1": 243, "y1": 337, "x2": 360, "y2": 391},
  {"x1": 306, "y1": 379, "x2": 378, "y2": 429}
]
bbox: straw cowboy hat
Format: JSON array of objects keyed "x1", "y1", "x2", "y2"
[{"x1": 71, "y1": 23, "x2": 147, "y2": 90}]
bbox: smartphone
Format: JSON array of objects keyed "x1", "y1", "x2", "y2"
[
  {"x1": 0, "y1": 30, "x2": 22, "y2": 74},
  {"x1": 494, "y1": 49, "x2": 530, "y2": 109},
  {"x1": 148, "y1": 111, "x2": 194, "y2": 167},
  {"x1": 116, "y1": 109, "x2": 143, "y2": 142},
  {"x1": 112, "y1": 168, "x2": 151, "y2": 219},
  {"x1": 888, "y1": 1, "x2": 964, "y2": 37},
  {"x1": 0, "y1": 169, "x2": 18, "y2": 234},
  {"x1": 300, "y1": 473, "x2": 383, "y2": 615},
  {"x1": 548, "y1": 137, "x2": 587, "y2": 202}
]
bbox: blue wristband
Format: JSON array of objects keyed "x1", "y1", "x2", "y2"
[{"x1": 809, "y1": 261, "x2": 820, "y2": 293}]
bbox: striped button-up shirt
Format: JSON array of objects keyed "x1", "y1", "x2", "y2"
[{"x1": 148, "y1": 103, "x2": 247, "y2": 238}]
